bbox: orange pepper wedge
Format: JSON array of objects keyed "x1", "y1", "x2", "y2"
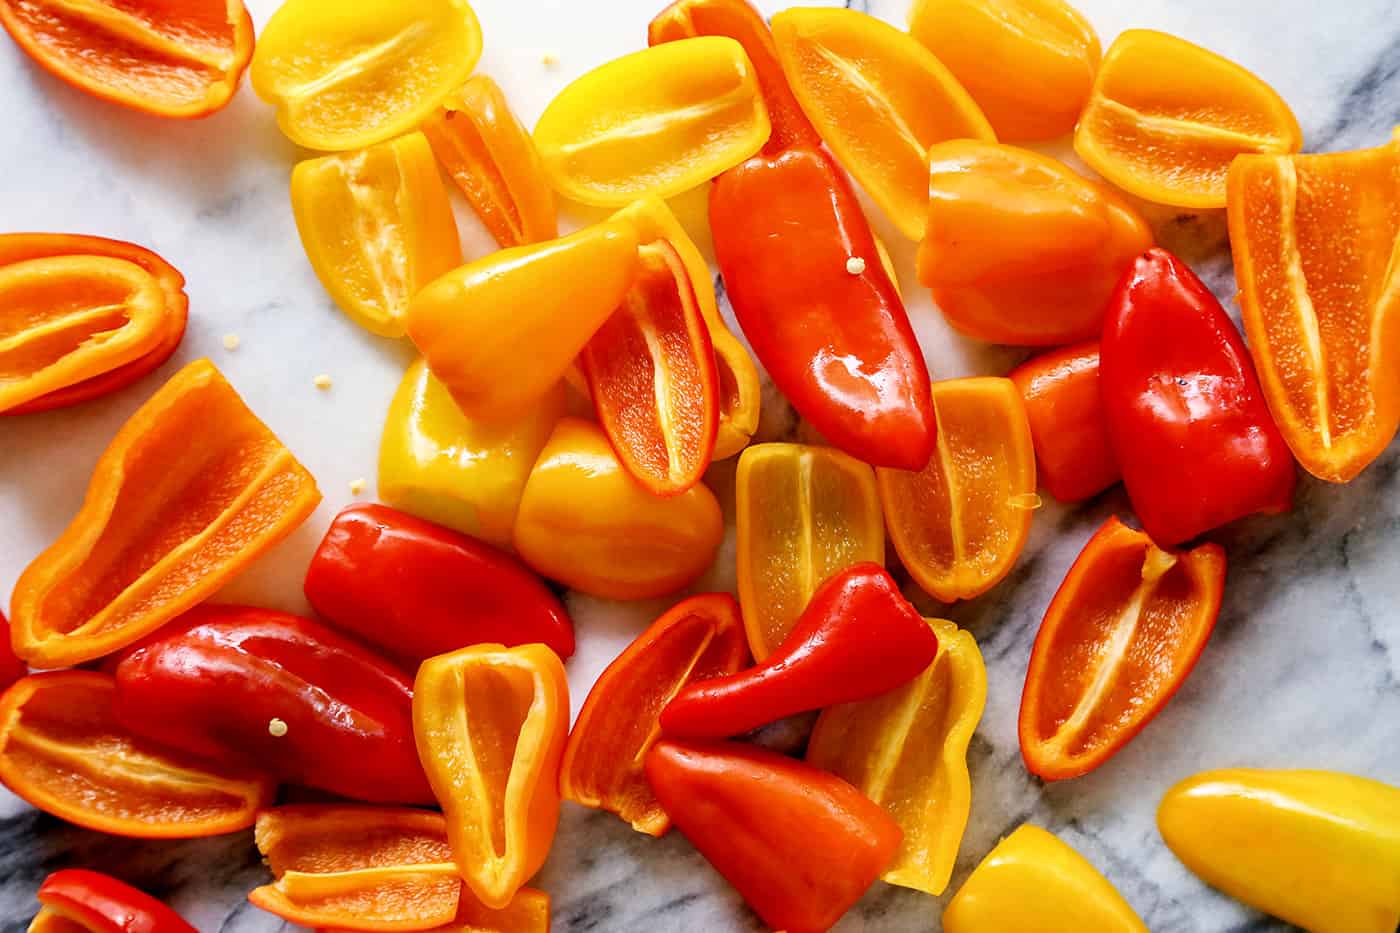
[
  {"x1": 1227, "y1": 132, "x2": 1400, "y2": 483},
  {"x1": 0, "y1": 671, "x2": 273, "y2": 838},
  {"x1": 413, "y1": 644, "x2": 569, "y2": 910},
  {"x1": 877, "y1": 377, "x2": 1036, "y2": 603},
  {"x1": 423, "y1": 76, "x2": 558, "y2": 248},
  {"x1": 9, "y1": 359, "x2": 322, "y2": 668},
  {"x1": 1075, "y1": 29, "x2": 1302, "y2": 209},
  {"x1": 317, "y1": 889, "x2": 550, "y2": 933},
  {"x1": 1019, "y1": 517, "x2": 1226, "y2": 781},
  {"x1": 0, "y1": 0, "x2": 253, "y2": 119},
  {"x1": 0, "y1": 233, "x2": 187, "y2": 416},
  {"x1": 559, "y1": 593, "x2": 749, "y2": 836},
  {"x1": 28, "y1": 908, "x2": 85, "y2": 933}
]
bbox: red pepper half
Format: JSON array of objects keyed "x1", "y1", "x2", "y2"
[
  {"x1": 1101, "y1": 248, "x2": 1296, "y2": 545},
  {"x1": 646, "y1": 738, "x2": 901, "y2": 933},
  {"x1": 1009, "y1": 341, "x2": 1120, "y2": 503},
  {"x1": 660, "y1": 562, "x2": 938, "y2": 737},
  {"x1": 34, "y1": 869, "x2": 195, "y2": 933},
  {"x1": 111, "y1": 605, "x2": 432, "y2": 805},
  {"x1": 0, "y1": 611, "x2": 24, "y2": 693},
  {"x1": 304, "y1": 503, "x2": 574, "y2": 664},
  {"x1": 711, "y1": 146, "x2": 936, "y2": 470}
]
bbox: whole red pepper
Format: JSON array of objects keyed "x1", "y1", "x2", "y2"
[
  {"x1": 33, "y1": 868, "x2": 195, "y2": 933},
  {"x1": 1101, "y1": 248, "x2": 1296, "y2": 545},
  {"x1": 0, "y1": 611, "x2": 24, "y2": 693},
  {"x1": 711, "y1": 146, "x2": 936, "y2": 471},
  {"x1": 660, "y1": 562, "x2": 938, "y2": 737},
  {"x1": 111, "y1": 605, "x2": 432, "y2": 805},
  {"x1": 304, "y1": 503, "x2": 574, "y2": 664}
]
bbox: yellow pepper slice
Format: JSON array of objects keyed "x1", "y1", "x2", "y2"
[
  {"x1": 533, "y1": 36, "x2": 771, "y2": 206},
  {"x1": 1159, "y1": 769, "x2": 1400, "y2": 933},
  {"x1": 806, "y1": 618, "x2": 986, "y2": 895},
  {"x1": 771, "y1": 7, "x2": 995, "y2": 240},
  {"x1": 736, "y1": 443, "x2": 885, "y2": 661},
  {"x1": 250, "y1": 0, "x2": 483, "y2": 151},
  {"x1": 944, "y1": 825, "x2": 1148, "y2": 933},
  {"x1": 378, "y1": 359, "x2": 567, "y2": 551},
  {"x1": 290, "y1": 132, "x2": 461, "y2": 338}
]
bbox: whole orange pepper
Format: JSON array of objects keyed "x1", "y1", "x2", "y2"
[{"x1": 1008, "y1": 342, "x2": 1119, "y2": 503}]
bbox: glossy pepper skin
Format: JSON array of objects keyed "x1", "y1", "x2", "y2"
[
  {"x1": 712, "y1": 145, "x2": 935, "y2": 470},
  {"x1": 111, "y1": 605, "x2": 432, "y2": 805},
  {"x1": 32, "y1": 869, "x2": 195, "y2": 933},
  {"x1": 1008, "y1": 342, "x2": 1119, "y2": 503},
  {"x1": 1159, "y1": 769, "x2": 1400, "y2": 933},
  {"x1": 661, "y1": 563, "x2": 939, "y2": 738},
  {"x1": 646, "y1": 738, "x2": 901, "y2": 933},
  {"x1": 1101, "y1": 248, "x2": 1296, "y2": 546},
  {"x1": 304, "y1": 503, "x2": 574, "y2": 664}
]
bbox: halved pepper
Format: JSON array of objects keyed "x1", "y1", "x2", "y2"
[
  {"x1": 9, "y1": 359, "x2": 321, "y2": 668},
  {"x1": 1008, "y1": 342, "x2": 1118, "y2": 503},
  {"x1": 320, "y1": 890, "x2": 551, "y2": 933},
  {"x1": 423, "y1": 75, "x2": 558, "y2": 248},
  {"x1": 0, "y1": 233, "x2": 187, "y2": 416},
  {"x1": 291, "y1": 131, "x2": 461, "y2": 338},
  {"x1": 0, "y1": 671, "x2": 273, "y2": 838},
  {"x1": 1019, "y1": 517, "x2": 1226, "y2": 780},
  {"x1": 0, "y1": 0, "x2": 253, "y2": 118},
  {"x1": 0, "y1": 612, "x2": 24, "y2": 694},
  {"x1": 806, "y1": 617, "x2": 987, "y2": 896},
  {"x1": 877, "y1": 377, "x2": 1036, "y2": 603},
  {"x1": 1228, "y1": 132, "x2": 1400, "y2": 483},
  {"x1": 559, "y1": 593, "x2": 748, "y2": 835},
  {"x1": 736, "y1": 443, "x2": 885, "y2": 660},
  {"x1": 413, "y1": 644, "x2": 569, "y2": 910},
  {"x1": 31, "y1": 869, "x2": 195, "y2": 933}
]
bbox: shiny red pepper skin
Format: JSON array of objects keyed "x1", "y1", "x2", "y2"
[
  {"x1": 0, "y1": 611, "x2": 24, "y2": 693},
  {"x1": 711, "y1": 147, "x2": 936, "y2": 471},
  {"x1": 304, "y1": 503, "x2": 574, "y2": 664},
  {"x1": 660, "y1": 562, "x2": 938, "y2": 737},
  {"x1": 36, "y1": 868, "x2": 195, "y2": 933},
  {"x1": 111, "y1": 605, "x2": 432, "y2": 805},
  {"x1": 1101, "y1": 249, "x2": 1296, "y2": 545}
]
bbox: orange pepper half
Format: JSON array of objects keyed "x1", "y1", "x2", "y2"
[
  {"x1": 9, "y1": 359, "x2": 321, "y2": 668},
  {"x1": 878, "y1": 377, "x2": 1036, "y2": 603},
  {"x1": 0, "y1": 671, "x2": 272, "y2": 838},
  {"x1": 1008, "y1": 341, "x2": 1119, "y2": 503},
  {"x1": 1019, "y1": 517, "x2": 1226, "y2": 780},
  {"x1": 413, "y1": 644, "x2": 569, "y2": 910},
  {"x1": 559, "y1": 593, "x2": 749, "y2": 835},
  {"x1": 1227, "y1": 132, "x2": 1400, "y2": 483},
  {"x1": 318, "y1": 890, "x2": 550, "y2": 933},
  {"x1": 1075, "y1": 29, "x2": 1302, "y2": 209},
  {"x1": 0, "y1": 233, "x2": 187, "y2": 416},
  {"x1": 0, "y1": 0, "x2": 253, "y2": 118}
]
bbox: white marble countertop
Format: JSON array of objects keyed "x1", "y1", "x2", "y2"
[{"x1": 2, "y1": 0, "x2": 1399, "y2": 930}]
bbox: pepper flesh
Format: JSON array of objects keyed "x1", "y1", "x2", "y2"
[
  {"x1": 1227, "y1": 132, "x2": 1400, "y2": 483},
  {"x1": 33, "y1": 869, "x2": 195, "y2": 933},
  {"x1": 645, "y1": 738, "x2": 901, "y2": 933},
  {"x1": 1019, "y1": 517, "x2": 1225, "y2": 780},
  {"x1": 806, "y1": 618, "x2": 987, "y2": 896},
  {"x1": 318, "y1": 890, "x2": 551, "y2": 933},
  {"x1": 1158, "y1": 768, "x2": 1400, "y2": 933},
  {"x1": 560, "y1": 593, "x2": 748, "y2": 835},
  {"x1": 736, "y1": 443, "x2": 885, "y2": 660},
  {"x1": 0, "y1": 233, "x2": 187, "y2": 416},
  {"x1": 413, "y1": 644, "x2": 569, "y2": 910},
  {"x1": 1008, "y1": 342, "x2": 1119, "y2": 503},
  {"x1": 877, "y1": 377, "x2": 1036, "y2": 602},
  {"x1": 0, "y1": 671, "x2": 273, "y2": 838},
  {"x1": 0, "y1": 612, "x2": 24, "y2": 694},
  {"x1": 9, "y1": 359, "x2": 321, "y2": 668},
  {"x1": 1101, "y1": 248, "x2": 1296, "y2": 546}
]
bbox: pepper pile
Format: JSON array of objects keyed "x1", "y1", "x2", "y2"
[{"x1": 2, "y1": 0, "x2": 1400, "y2": 930}]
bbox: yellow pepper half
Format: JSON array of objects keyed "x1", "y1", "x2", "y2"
[
  {"x1": 1159, "y1": 768, "x2": 1400, "y2": 933},
  {"x1": 806, "y1": 618, "x2": 987, "y2": 895},
  {"x1": 378, "y1": 359, "x2": 566, "y2": 550},
  {"x1": 943, "y1": 825, "x2": 1148, "y2": 933},
  {"x1": 533, "y1": 36, "x2": 771, "y2": 206},
  {"x1": 291, "y1": 132, "x2": 462, "y2": 338}
]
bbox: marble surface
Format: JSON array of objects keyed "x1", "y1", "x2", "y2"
[{"x1": 2, "y1": 0, "x2": 1399, "y2": 929}]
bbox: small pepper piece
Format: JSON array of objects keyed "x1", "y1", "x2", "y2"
[
  {"x1": 559, "y1": 593, "x2": 748, "y2": 835},
  {"x1": 1019, "y1": 517, "x2": 1226, "y2": 780},
  {"x1": 317, "y1": 890, "x2": 551, "y2": 933},
  {"x1": 806, "y1": 618, "x2": 987, "y2": 896},
  {"x1": 0, "y1": 612, "x2": 24, "y2": 694},
  {"x1": 1008, "y1": 342, "x2": 1119, "y2": 503},
  {"x1": 1101, "y1": 248, "x2": 1296, "y2": 546},
  {"x1": 0, "y1": 671, "x2": 273, "y2": 838},
  {"x1": 645, "y1": 738, "x2": 901, "y2": 933},
  {"x1": 9, "y1": 359, "x2": 321, "y2": 668},
  {"x1": 661, "y1": 563, "x2": 938, "y2": 738},
  {"x1": 877, "y1": 377, "x2": 1036, "y2": 602},
  {"x1": 413, "y1": 644, "x2": 569, "y2": 910},
  {"x1": 32, "y1": 869, "x2": 195, "y2": 933},
  {"x1": 1158, "y1": 769, "x2": 1400, "y2": 933}
]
